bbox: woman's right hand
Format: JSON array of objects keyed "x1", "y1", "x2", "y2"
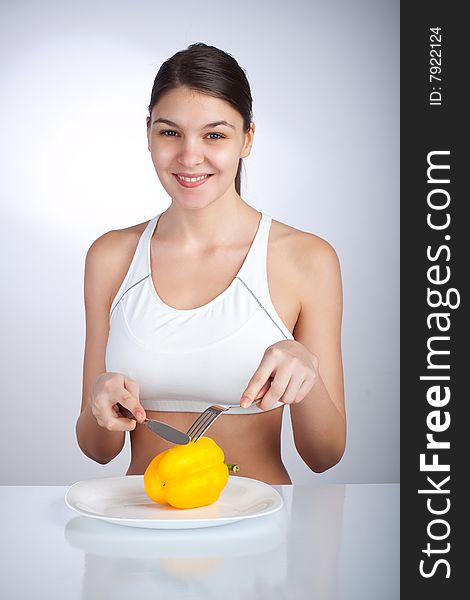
[{"x1": 90, "y1": 372, "x2": 147, "y2": 431}]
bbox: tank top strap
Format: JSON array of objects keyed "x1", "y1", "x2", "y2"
[
  {"x1": 236, "y1": 212, "x2": 292, "y2": 340},
  {"x1": 236, "y1": 212, "x2": 272, "y2": 305},
  {"x1": 109, "y1": 214, "x2": 160, "y2": 316}
]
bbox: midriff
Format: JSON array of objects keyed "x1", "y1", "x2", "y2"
[{"x1": 127, "y1": 405, "x2": 292, "y2": 484}]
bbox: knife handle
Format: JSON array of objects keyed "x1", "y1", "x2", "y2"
[{"x1": 116, "y1": 402, "x2": 146, "y2": 422}]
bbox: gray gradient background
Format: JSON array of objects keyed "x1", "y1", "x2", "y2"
[{"x1": 0, "y1": 0, "x2": 399, "y2": 484}]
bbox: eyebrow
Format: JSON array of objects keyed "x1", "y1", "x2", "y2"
[{"x1": 152, "y1": 118, "x2": 235, "y2": 130}]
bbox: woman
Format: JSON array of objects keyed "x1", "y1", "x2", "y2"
[{"x1": 76, "y1": 42, "x2": 346, "y2": 484}]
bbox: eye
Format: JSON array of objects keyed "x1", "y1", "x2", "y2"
[
  {"x1": 207, "y1": 132, "x2": 225, "y2": 140},
  {"x1": 159, "y1": 130, "x2": 178, "y2": 137}
]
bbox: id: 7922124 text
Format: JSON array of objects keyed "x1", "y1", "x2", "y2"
[{"x1": 429, "y1": 26, "x2": 442, "y2": 106}]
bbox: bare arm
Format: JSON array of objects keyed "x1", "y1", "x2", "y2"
[
  {"x1": 75, "y1": 232, "x2": 144, "y2": 464},
  {"x1": 240, "y1": 231, "x2": 346, "y2": 473},
  {"x1": 289, "y1": 237, "x2": 346, "y2": 472}
]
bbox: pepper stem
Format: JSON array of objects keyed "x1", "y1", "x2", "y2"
[{"x1": 225, "y1": 463, "x2": 240, "y2": 473}]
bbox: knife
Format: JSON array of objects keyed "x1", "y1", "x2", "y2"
[{"x1": 116, "y1": 403, "x2": 190, "y2": 445}]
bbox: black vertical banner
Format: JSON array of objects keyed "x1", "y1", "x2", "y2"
[{"x1": 401, "y1": 2, "x2": 465, "y2": 598}]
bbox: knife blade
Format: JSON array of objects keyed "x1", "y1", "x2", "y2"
[
  {"x1": 145, "y1": 419, "x2": 190, "y2": 445},
  {"x1": 116, "y1": 403, "x2": 190, "y2": 445}
]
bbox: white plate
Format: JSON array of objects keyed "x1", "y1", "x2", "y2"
[{"x1": 65, "y1": 475, "x2": 284, "y2": 529}]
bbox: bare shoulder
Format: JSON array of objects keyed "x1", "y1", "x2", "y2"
[
  {"x1": 86, "y1": 220, "x2": 149, "y2": 261},
  {"x1": 269, "y1": 218, "x2": 342, "y2": 336},
  {"x1": 270, "y1": 218, "x2": 341, "y2": 280},
  {"x1": 84, "y1": 219, "x2": 150, "y2": 309}
]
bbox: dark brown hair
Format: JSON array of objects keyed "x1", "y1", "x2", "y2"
[{"x1": 147, "y1": 42, "x2": 253, "y2": 195}]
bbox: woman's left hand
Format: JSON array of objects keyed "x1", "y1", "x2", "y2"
[{"x1": 240, "y1": 340, "x2": 319, "y2": 411}]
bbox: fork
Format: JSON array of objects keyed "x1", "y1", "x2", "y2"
[{"x1": 186, "y1": 399, "x2": 263, "y2": 442}]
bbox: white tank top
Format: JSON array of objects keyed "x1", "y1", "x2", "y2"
[{"x1": 105, "y1": 212, "x2": 294, "y2": 413}]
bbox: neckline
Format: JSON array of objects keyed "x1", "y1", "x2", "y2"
[{"x1": 147, "y1": 212, "x2": 267, "y2": 314}]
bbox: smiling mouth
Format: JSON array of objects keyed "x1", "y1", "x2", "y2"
[
  {"x1": 174, "y1": 174, "x2": 213, "y2": 183},
  {"x1": 172, "y1": 173, "x2": 214, "y2": 189}
]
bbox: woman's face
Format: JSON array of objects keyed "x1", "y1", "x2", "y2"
[{"x1": 147, "y1": 86, "x2": 254, "y2": 209}]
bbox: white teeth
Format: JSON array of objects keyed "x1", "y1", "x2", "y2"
[{"x1": 177, "y1": 174, "x2": 209, "y2": 183}]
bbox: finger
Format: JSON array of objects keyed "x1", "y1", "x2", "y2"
[
  {"x1": 95, "y1": 402, "x2": 137, "y2": 432},
  {"x1": 294, "y1": 377, "x2": 315, "y2": 403},
  {"x1": 241, "y1": 357, "x2": 278, "y2": 408},
  {"x1": 277, "y1": 375, "x2": 304, "y2": 406},
  {"x1": 107, "y1": 415, "x2": 137, "y2": 432},
  {"x1": 116, "y1": 402, "x2": 144, "y2": 426},
  {"x1": 122, "y1": 380, "x2": 146, "y2": 423},
  {"x1": 111, "y1": 395, "x2": 143, "y2": 430},
  {"x1": 257, "y1": 368, "x2": 292, "y2": 411},
  {"x1": 255, "y1": 379, "x2": 272, "y2": 400}
]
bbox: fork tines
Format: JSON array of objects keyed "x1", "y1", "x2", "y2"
[{"x1": 186, "y1": 406, "x2": 226, "y2": 441}]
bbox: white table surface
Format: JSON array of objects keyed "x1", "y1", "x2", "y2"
[{"x1": 0, "y1": 482, "x2": 399, "y2": 600}]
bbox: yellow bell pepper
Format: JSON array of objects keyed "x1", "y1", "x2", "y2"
[{"x1": 144, "y1": 436, "x2": 237, "y2": 509}]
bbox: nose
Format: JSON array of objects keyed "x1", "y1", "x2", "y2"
[{"x1": 177, "y1": 137, "x2": 204, "y2": 167}]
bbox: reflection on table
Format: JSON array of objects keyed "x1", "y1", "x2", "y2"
[{"x1": 0, "y1": 483, "x2": 399, "y2": 600}]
